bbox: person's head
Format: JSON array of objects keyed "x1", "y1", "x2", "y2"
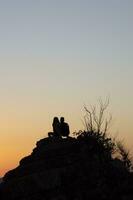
[
  {"x1": 60, "y1": 117, "x2": 64, "y2": 123},
  {"x1": 53, "y1": 117, "x2": 59, "y2": 124}
]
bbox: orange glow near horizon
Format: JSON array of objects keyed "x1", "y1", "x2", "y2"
[
  {"x1": 0, "y1": 106, "x2": 84, "y2": 177},
  {"x1": 1, "y1": 110, "x2": 133, "y2": 177}
]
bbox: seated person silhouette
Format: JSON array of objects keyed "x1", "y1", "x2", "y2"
[
  {"x1": 52, "y1": 117, "x2": 61, "y2": 137},
  {"x1": 60, "y1": 117, "x2": 70, "y2": 138}
]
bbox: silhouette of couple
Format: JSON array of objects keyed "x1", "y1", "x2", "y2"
[{"x1": 52, "y1": 117, "x2": 70, "y2": 138}]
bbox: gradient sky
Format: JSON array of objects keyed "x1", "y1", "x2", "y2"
[{"x1": 0, "y1": 0, "x2": 133, "y2": 176}]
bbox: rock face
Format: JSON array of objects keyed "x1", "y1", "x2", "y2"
[
  {"x1": 0, "y1": 178, "x2": 2, "y2": 184},
  {"x1": 1, "y1": 137, "x2": 81, "y2": 200},
  {"x1": 1, "y1": 135, "x2": 133, "y2": 200}
]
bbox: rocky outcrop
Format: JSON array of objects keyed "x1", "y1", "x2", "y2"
[
  {"x1": 0, "y1": 178, "x2": 2, "y2": 184},
  {"x1": 1, "y1": 134, "x2": 133, "y2": 200},
  {"x1": 1, "y1": 137, "x2": 81, "y2": 200}
]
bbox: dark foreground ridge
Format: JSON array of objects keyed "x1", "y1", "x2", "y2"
[{"x1": 1, "y1": 117, "x2": 133, "y2": 200}]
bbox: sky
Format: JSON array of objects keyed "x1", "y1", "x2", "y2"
[{"x1": 0, "y1": 0, "x2": 133, "y2": 176}]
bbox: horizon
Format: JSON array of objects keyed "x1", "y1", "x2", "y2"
[{"x1": 0, "y1": 0, "x2": 133, "y2": 177}]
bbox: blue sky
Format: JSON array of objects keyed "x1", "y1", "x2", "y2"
[
  {"x1": 0, "y1": 0, "x2": 133, "y2": 176},
  {"x1": 0, "y1": 0, "x2": 133, "y2": 59}
]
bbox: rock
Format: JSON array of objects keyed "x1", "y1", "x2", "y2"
[{"x1": 1, "y1": 134, "x2": 133, "y2": 200}]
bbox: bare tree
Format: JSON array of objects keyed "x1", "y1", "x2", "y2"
[
  {"x1": 83, "y1": 98, "x2": 112, "y2": 136},
  {"x1": 117, "y1": 141, "x2": 132, "y2": 171},
  {"x1": 76, "y1": 98, "x2": 133, "y2": 171}
]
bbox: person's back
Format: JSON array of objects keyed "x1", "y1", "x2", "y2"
[
  {"x1": 60, "y1": 117, "x2": 70, "y2": 137},
  {"x1": 52, "y1": 117, "x2": 61, "y2": 137}
]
